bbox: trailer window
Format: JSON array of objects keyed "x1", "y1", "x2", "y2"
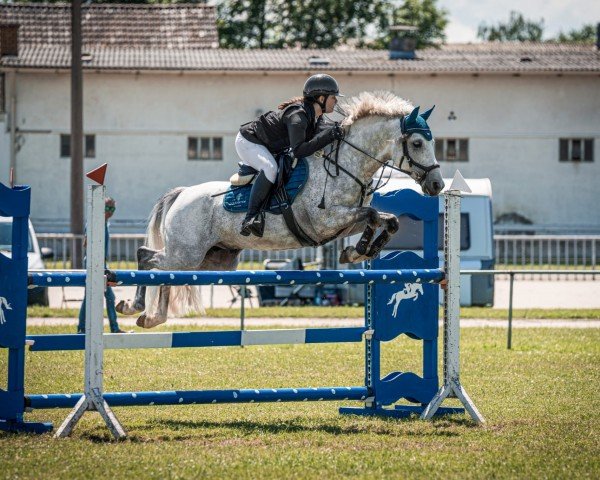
[
  {"x1": 0, "y1": 221, "x2": 34, "y2": 252},
  {"x1": 385, "y1": 213, "x2": 471, "y2": 251}
]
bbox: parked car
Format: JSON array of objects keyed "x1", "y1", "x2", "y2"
[{"x1": 0, "y1": 216, "x2": 53, "y2": 306}]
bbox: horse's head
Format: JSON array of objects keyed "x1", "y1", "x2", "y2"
[
  {"x1": 393, "y1": 106, "x2": 444, "y2": 196},
  {"x1": 340, "y1": 92, "x2": 444, "y2": 196}
]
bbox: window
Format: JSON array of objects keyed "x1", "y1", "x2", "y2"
[
  {"x1": 188, "y1": 136, "x2": 223, "y2": 160},
  {"x1": 435, "y1": 138, "x2": 469, "y2": 162},
  {"x1": 385, "y1": 213, "x2": 471, "y2": 251},
  {"x1": 559, "y1": 138, "x2": 594, "y2": 162},
  {"x1": 60, "y1": 134, "x2": 70, "y2": 157},
  {"x1": 60, "y1": 134, "x2": 96, "y2": 158},
  {"x1": 0, "y1": 220, "x2": 33, "y2": 252},
  {"x1": 85, "y1": 135, "x2": 95, "y2": 158}
]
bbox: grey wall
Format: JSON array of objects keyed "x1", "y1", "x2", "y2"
[{"x1": 1, "y1": 70, "x2": 598, "y2": 230}]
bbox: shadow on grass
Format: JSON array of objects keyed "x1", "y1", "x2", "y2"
[
  {"x1": 73, "y1": 415, "x2": 474, "y2": 442},
  {"x1": 143, "y1": 416, "x2": 465, "y2": 437}
]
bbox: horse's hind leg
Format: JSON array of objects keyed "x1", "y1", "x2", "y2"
[
  {"x1": 116, "y1": 246, "x2": 159, "y2": 315},
  {"x1": 137, "y1": 243, "x2": 213, "y2": 329},
  {"x1": 136, "y1": 285, "x2": 170, "y2": 329}
]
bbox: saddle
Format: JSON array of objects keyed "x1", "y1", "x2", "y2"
[
  {"x1": 223, "y1": 155, "x2": 308, "y2": 215},
  {"x1": 223, "y1": 154, "x2": 321, "y2": 246}
]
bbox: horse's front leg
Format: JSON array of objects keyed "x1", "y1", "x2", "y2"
[
  {"x1": 316, "y1": 205, "x2": 387, "y2": 264},
  {"x1": 338, "y1": 210, "x2": 399, "y2": 264},
  {"x1": 365, "y1": 212, "x2": 399, "y2": 259}
]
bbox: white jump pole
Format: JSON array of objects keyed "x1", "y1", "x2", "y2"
[
  {"x1": 55, "y1": 180, "x2": 126, "y2": 439},
  {"x1": 421, "y1": 174, "x2": 485, "y2": 424}
]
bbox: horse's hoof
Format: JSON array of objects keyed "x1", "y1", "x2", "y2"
[
  {"x1": 136, "y1": 314, "x2": 166, "y2": 329},
  {"x1": 116, "y1": 300, "x2": 138, "y2": 316},
  {"x1": 116, "y1": 300, "x2": 126, "y2": 314},
  {"x1": 339, "y1": 247, "x2": 353, "y2": 264}
]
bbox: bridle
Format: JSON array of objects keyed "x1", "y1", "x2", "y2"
[
  {"x1": 396, "y1": 116, "x2": 440, "y2": 185},
  {"x1": 318, "y1": 116, "x2": 440, "y2": 208}
]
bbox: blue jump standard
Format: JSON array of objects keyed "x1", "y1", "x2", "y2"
[{"x1": 27, "y1": 268, "x2": 444, "y2": 288}]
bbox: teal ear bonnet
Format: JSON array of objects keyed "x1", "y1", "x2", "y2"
[{"x1": 401, "y1": 105, "x2": 435, "y2": 140}]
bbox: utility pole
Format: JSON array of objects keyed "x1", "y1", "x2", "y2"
[{"x1": 71, "y1": 0, "x2": 84, "y2": 268}]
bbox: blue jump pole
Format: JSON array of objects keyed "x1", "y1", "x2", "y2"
[
  {"x1": 28, "y1": 268, "x2": 444, "y2": 288},
  {"x1": 27, "y1": 386, "x2": 370, "y2": 409}
]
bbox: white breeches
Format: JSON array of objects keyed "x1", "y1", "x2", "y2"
[{"x1": 235, "y1": 132, "x2": 278, "y2": 183}]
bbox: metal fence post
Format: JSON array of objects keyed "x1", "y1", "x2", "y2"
[{"x1": 507, "y1": 272, "x2": 515, "y2": 350}]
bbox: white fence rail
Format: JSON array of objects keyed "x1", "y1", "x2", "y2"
[
  {"x1": 38, "y1": 233, "x2": 321, "y2": 269},
  {"x1": 494, "y1": 235, "x2": 599, "y2": 267},
  {"x1": 38, "y1": 234, "x2": 600, "y2": 272}
]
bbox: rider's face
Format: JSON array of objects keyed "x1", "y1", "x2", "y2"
[{"x1": 325, "y1": 95, "x2": 337, "y2": 114}]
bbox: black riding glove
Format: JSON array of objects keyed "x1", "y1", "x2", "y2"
[{"x1": 331, "y1": 123, "x2": 345, "y2": 141}]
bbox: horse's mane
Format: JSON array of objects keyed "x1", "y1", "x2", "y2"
[{"x1": 340, "y1": 91, "x2": 414, "y2": 126}]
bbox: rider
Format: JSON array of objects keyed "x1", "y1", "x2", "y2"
[{"x1": 236, "y1": 73, "x2": 346, "y2": 237}]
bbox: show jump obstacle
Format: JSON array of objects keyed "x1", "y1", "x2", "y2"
[{"x1": 0, "y1": 170, "x2": 484, "y2": 439}]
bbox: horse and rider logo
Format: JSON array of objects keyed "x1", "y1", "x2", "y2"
[
  {"x1": 0, "y1": 296, "x2": 12, "y2": 325},
  {"x1": 387, "y1": 283, "x2": 423, "y2": 317}
]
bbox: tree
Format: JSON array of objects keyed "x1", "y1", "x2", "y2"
[
  {"x1": 276, "y1": 0, "x2": 384, "y2": 49},
  {"x1": 217, "y1": 0, "x2": 385, "y2": 49},
  {"x1": 477, "y1": 11, "x2": 544, "y2": 42},
  {"x1": 555, "y1": 24, "x2": 596, "y2": 44},
  {"x1": 216, "y1": 0, "x2": 448, "y2": 49},
  {"x1": 371, "y1": 0, "x2": 449, "y2": 49},
  {"x1": 217, "y1": 0, "x2": 276, "y2": 48}
]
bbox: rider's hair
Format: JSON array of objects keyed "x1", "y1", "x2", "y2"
[{"x1": 278, "y1": 96, "x2": 307, "y2": 110}]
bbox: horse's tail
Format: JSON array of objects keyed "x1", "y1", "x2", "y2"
[
  {"x1": 144, "y1": 187, "x2": 204, "y2": 318},
  {"x1": 146, "y1": 187, "x2": 186, "y2": 250}
]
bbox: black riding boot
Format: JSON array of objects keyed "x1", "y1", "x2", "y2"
[{"x1": 240, "y1": 170, "x2": 274, "y2": 237}]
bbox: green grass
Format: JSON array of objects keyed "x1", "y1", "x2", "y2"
[
  {"x1": 1, "y1": 326, "x2": 598, "y2": 478},
  {"x1": 27, "y1": 304, "x2": 600, "y2": 320}
]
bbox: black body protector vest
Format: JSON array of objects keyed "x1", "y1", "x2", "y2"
[{"x1": 240, "y1": 102, "x2": 334, "y2": 157}]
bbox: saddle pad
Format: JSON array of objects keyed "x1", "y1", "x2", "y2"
[{"x1": 223, "y1": 157, "x2": 309, "y2": 214}]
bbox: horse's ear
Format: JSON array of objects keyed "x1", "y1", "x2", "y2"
[
  {"x1": 421, "y1": 105, "x2": 435, "y2": 120},
  {"x1": 407, "y1": 106, "x2": 420, "y2": 123}
]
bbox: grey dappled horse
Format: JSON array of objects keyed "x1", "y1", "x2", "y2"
[{"x1": 117, "y1": 91, "x2": 444, "y2": 328}]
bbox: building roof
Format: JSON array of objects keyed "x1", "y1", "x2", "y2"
[
  {"x1": 0, "y1": 3, "x2": 218, "y2": 49},
  {"x1": 1, "y1": 3, "x2": 598, "y2": 74}
]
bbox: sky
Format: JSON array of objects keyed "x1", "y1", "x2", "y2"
[{"x1": 438, "y1": 0, "x2": 600, "y2": 43}]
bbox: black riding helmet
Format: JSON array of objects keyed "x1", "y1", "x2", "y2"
[
  {"x1": 303, "y1": 74, "x2": 344, "y2": 111},
  {"x1": 303, "y1": 74, "x2": 344, "y2": 97}
]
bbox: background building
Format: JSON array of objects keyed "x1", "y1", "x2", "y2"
[{"x1": 1, "y1": 4, "x2": 599, "y2": 232}]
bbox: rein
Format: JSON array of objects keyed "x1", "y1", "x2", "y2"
[{"x1": 317, "y1": 122, "x2": 440, "y2": 209}]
